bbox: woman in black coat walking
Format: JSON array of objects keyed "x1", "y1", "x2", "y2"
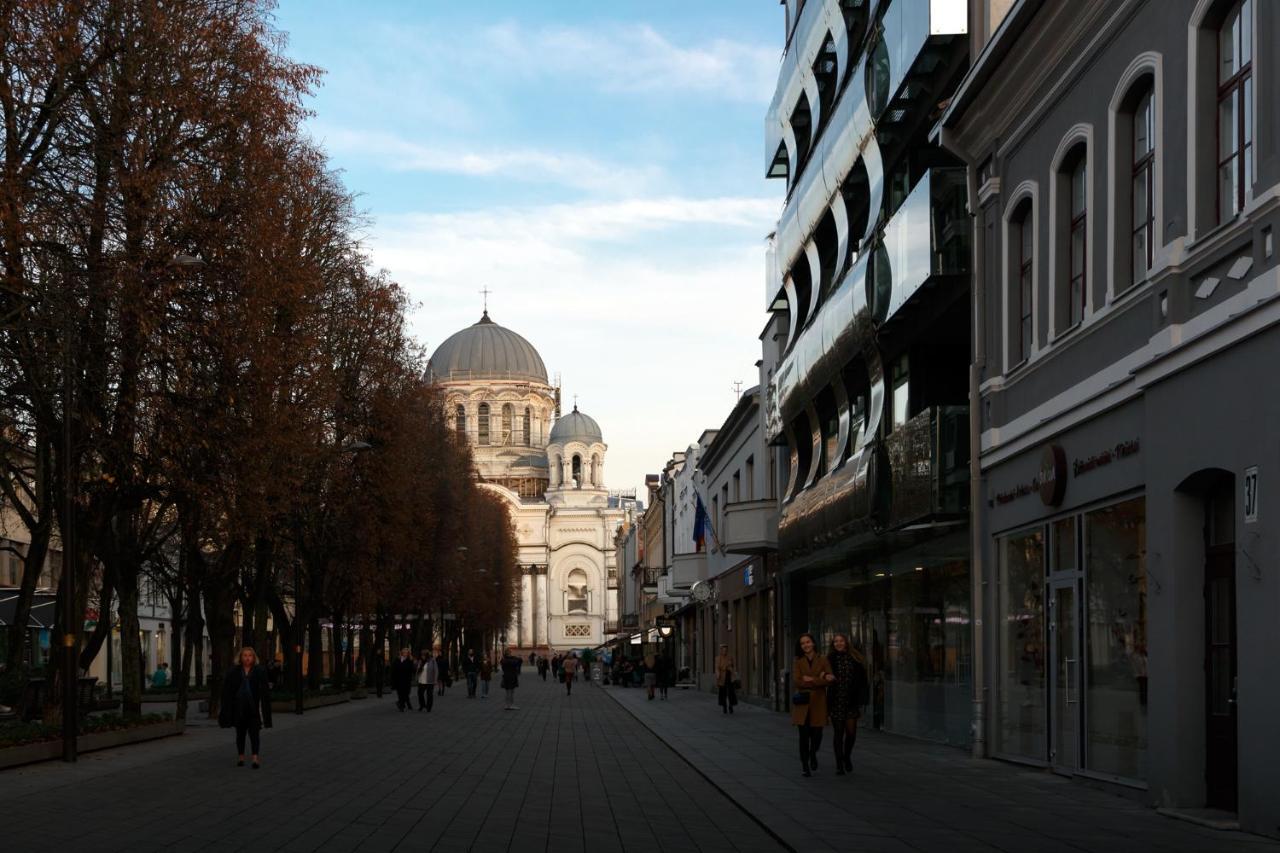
[
  {"x1": 219, "y1": 646, "x2": 273, "y2": 769},
  {"x1": 827, "y1": 633, "x2": 870, "y2": 775}
]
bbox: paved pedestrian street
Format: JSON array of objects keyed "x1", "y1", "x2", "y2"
[
  {"x1": 0, "y1": 677, "x2": 782, "y2": 853},
  {"x1": 605, "y1": 684, "x2": 1280, "y2": 853}
]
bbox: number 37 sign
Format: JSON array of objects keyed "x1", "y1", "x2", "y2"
[{"x1": 1244, "y1": 466, "x2": 1259, "y2": 524}]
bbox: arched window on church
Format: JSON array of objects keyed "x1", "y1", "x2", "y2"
[
  {"x1": 522, "y1": 407, "x2": 531, "y2": 446},
  {"x1": 501, "y1": 403, "x2": 514, "y2": 444},
  {"x1": 454, "y1": 405, "x2": 466, "y2": 440},
  {"x1": 566, "y1": 569, "x2": 589, "y2": 614},
  {"x1": 552, "y1": 455, "x2": 562, "y2": 487},
  {"x1": 571, "y1": 454, "x2": 582, "y2": 488},
  {"x1": 478, "y1": 403, "x2": 490, "y2": 445},
  {"x1": 591, "y1": 453, "x2": 601, "y2": 486}
]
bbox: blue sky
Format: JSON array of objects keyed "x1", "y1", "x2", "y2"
[{"x1": 273, "y1": 0, "x2": 785, "y2": 497}]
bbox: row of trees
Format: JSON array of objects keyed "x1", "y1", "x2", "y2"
[{"x1": 0, "y1": 0, "x2": 518, "y2": 721}]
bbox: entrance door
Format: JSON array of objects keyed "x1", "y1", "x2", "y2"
[
  {"x1": 1205, "y1": 540, "x2": 1238, "y2": 810},
  {"x1": 1048, "y1": 581, "x2": 1080, "y2": 771}
]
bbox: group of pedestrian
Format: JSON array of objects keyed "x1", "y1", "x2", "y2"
[
  {"x1": 390, "y1": 644, "x2": 497, "y2": 712},
  {"x1": 791, "y1": 632, "x2": 869, "y2": 777}
]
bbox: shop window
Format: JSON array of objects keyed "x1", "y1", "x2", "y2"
[
  {"x1": 1217, "y1": 0, "x2": 1253, "y2": 223},
  {"x1": 1084, "y1": 497, "x2": 1147, "y2": 780},
  {"x1": 998, "y1": 528, "x2": 1046, "y2": 759},
  {"x1": 1051, "y1": 517, "x2": 1076, "y2": 572}
]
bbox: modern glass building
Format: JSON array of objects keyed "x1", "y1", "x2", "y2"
[{"x1": 763, "y1": 0, "x2": 973, "y2": 746}]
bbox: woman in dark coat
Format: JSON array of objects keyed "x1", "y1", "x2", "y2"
[
  {"x1": 499, "y1": 646, "x2": 522, "y2": 710},
  {"x1": 827, "y1": 632, "x2": 870, "y2": 775},
  {"x1": 219, "y1": 646, "x2": 273, "y2": 769}
]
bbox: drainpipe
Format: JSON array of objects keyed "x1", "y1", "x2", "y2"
[{"x1": 940, "y1": 125, "x2": 987, "y2": 760}]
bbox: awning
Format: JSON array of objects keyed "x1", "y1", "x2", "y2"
[{"x1": 0, "y1": 592, "x2": 58, "y2": 629}]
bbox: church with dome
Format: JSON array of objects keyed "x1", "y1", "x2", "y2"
[{"x1": 426, "y1": 310, "x2": 622, "y2": 652}]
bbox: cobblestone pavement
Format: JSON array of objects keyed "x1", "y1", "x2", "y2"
[
  {"x1": 603, "y1": 682, "x2": 1280, "y2": 853},
  {"x1": 0, "y1": 675, "x2": 785, "y2": 852}
]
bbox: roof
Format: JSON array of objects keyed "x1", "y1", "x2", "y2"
[
  {"x1": 426, "y1": 312, "x2": 548, "y2": 384},
  {"x1": 549, "y1": 405, "x2": 603, "y2": 445}
]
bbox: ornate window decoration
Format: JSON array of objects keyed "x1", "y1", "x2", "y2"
[
  {"x1": 566, "y1": 568, "x2": 589, "y2": 613},
  {"x1": 564, "y1": 624, "x2": 590, "y2": 638}
]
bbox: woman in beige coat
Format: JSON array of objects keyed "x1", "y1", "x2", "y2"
[
  {"x1": 791, "y1": 632, "x2": 834, "y2": 776},
  {"x1": 714, "y1": 645, "x2": 737, "y2": 714}
]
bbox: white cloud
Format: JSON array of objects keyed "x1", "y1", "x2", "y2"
[
  {"x1": 311, "y1": 125, "x2": 665, "y2": 195},
  {"x1": 367, "y1": 195, "x2": 780, "y2": 496},
  {"x1": 482, "y1": 22, "x2": 779, "y2": 104}
]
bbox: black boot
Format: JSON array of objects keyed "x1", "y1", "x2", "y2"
[
  {"x1": 835, "y1": 748, "x2": 845, "y2": 775},
  {"x1": 801, "y1": 758, "x2": 811, "y2": 778}
]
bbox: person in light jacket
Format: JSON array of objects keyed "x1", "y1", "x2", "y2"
[
  {"x1": 417, "y1": 650, "x2": 437, "y2": 712},
  {"x1": 792, "y1": 632, "x2": 833, "y2": 777},
  {"x1": 562, "y1": 653, "x2": 579, "y2": 696},
  {"x1": 218, "y1": 646, "x2": 273, "y2": 769},
  {"x1": 715, "y1": 645, "x2": 737, "y2": 714}
]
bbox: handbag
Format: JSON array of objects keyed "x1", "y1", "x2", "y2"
[{"x1": 791, "y1": 690, "x2": 810, "y2": 706}]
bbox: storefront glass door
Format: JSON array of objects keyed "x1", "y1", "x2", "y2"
[{"x1": 1049, "y1": 580, "x2": 1081, "y2": 771}]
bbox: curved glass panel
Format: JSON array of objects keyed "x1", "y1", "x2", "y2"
[{"x1": 866, "y1": 35, "x2": 891, "y2": 119}]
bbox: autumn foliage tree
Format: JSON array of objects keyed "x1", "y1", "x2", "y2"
[{"x1": 0, "y1": 0, "x2": 518, "y2": 722}]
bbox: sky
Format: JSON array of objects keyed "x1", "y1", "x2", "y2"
[{"x1": 272, "y1": 0, "x2": 785, "y2": 498}]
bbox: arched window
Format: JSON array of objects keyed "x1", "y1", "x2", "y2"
[
  {"x1": 454, "y1": 404, "x2": 466, "y2": 440},
  {"x1": 1068, "y1": 157, "x2": 1088, "y2": 328},
  {"x1": 566, "y1": 569, "x2": 588, "y2": 614},
  {"x1": 501, "y1": 404, "x2": 514, "y2": 445},
  {"x1": 591, "y1": 453, "x2": 601, "y2": 486},
  {"x1": 1129, "y1": 87, "x2": 1156, "y2": 287},
  {"x1": 477, "y1": 403, "x2": 490, "y2": 445},
  {"x1": 552, "y1": 455, "x2": 562, "y2": 487},
  {"x1": 571, "y1": 454, "x2": 582, "y2": 488},
  {"x1": 1052, "y1": 139, "x2": 1089, "y2": 334},
  {"x1": 1013, "y1": 199, "x2": 1035, "y2": 362},
  {"x1": 1217, "y1": 0, "x2": 1252, "y2": 222},
  {"x1": 522, "y1": 407, "x2": 531, "y2": 446}
]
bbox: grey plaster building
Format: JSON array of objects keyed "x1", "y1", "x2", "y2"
[{"x1": 939, "y1": 0, "x2": 1279, "y2": 835}]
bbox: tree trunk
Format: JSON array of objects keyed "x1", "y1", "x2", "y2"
[
  {"x1": 79, "y1": 570, "x2": 115, "y2": 672},
  {"x1": 307, "y1": 614, "x2": 323, "y2": 689},
  {"x1": 202, "y1": 574, "x2": 238, "y2": 720},
  {"x1": 116, "y1": 566, "x2": 143, "y2": 718},
  {"x1": 360, "y1": 623, "x2": 374, "y2": 686}
]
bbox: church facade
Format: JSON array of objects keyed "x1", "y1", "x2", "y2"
[{"x1": 427, "y1": 311, "x2": 621, "y2": 651}]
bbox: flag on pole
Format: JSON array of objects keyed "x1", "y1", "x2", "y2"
[{"x1": 693, "y1": 494, "x2": 709, "y2": 553}]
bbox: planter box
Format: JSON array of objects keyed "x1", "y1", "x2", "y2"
[
  {"x1": 268, "y1": 691, "x2": 350, "y2": 713},
  {"x1": 0, "y1": 720, "x2": 185, "y2": 771}
]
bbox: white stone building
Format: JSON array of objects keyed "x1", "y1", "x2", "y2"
[{"x1": 427, "y1": 311, "x2": 622, "y2": 651}]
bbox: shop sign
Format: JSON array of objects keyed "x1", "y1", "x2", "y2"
[
  {"x1": 1038, "y1": 445, "x2": 1067, "y2": 507},
  {"x1": 1072, "y1": 439, "x2": 1140, "y2": 478},
  {"x1": 743, "y1": 563, "x2": 754, "y2": 587},
  {"x1": 1244, "y1": 466, "x2": 1258, "y2": 524}
]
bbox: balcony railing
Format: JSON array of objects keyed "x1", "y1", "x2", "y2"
[
  {"x1": 881, "y1": 405, "x2": 969, "y2": 528},
  {"x1": 722, "y1": 499, "x2": 780, "y2": 555}
]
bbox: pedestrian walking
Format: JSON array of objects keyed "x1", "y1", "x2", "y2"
[
  {"x1": 562, "y1": 652, "x2": 578, "y2": 696},
  {"x1": 391, "y1": 647, "x2": 416, "y2": 711},
  {"x1": 416, "y1": 650, "x2": 437, "y2": 711},
  {"x1": 657, "y1": 653, "x2": 673, "y2": 700},
  {"x1": 462, "y1": 648, "x2": 480, "y2": 698},
  {"x1": 550, "y1": 654, "x2": 560, "y2": 682},
  {"x1": 434, "y1": 644, "x2": 448, "y2": 697},
  {"x1": 480, "y1": 655, "x2": 492, "y2": 699},
  {"x1": 500, "y1": 646, "x2": 522, "y2": 710},
  {"x1": 792, "y1": 632, "x2": 833, "y2": 777},
  {"x1": 218, "y1": 646, "x2": 272, "y2": 769},
  {"x1": 827, "y1": 633, "x2": 870, "y2": 775},
  {"x1": 715, "y1": 645, "x2": 738, "y2": 714},
  {"x1": 643, "y1": 651, "x2": 657, "y2": 700}
]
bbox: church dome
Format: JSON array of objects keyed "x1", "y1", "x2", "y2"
[
  {"x1": 427, "y1": 312, "x2": 548, "y2": 384},
  {"x1": 550, "y1": 406, "x2": 603, "y2": 445}
]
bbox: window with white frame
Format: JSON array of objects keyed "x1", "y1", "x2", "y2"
[{"x1": 1217, "y1": 0, "x2": 1253, "y2": 222}]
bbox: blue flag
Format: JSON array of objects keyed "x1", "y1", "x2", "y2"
[{"x1": 693, "y1": 494, "x2": 708, "y2": 553}]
